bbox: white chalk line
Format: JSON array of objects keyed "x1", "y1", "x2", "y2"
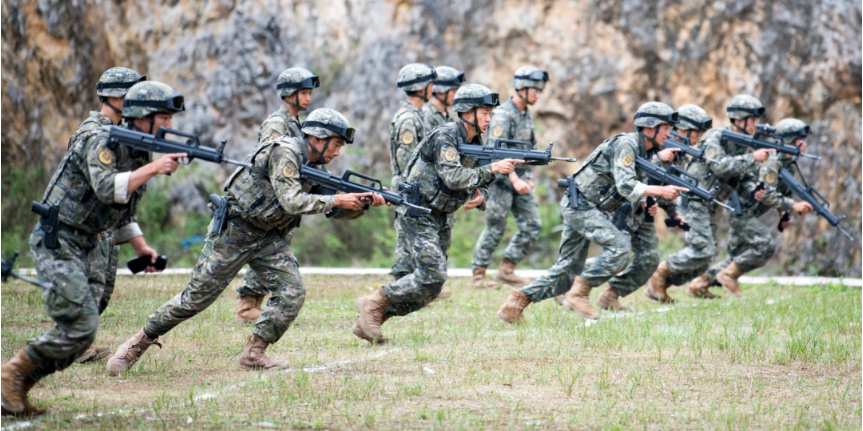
[{"x1": 1, "y1": 348, "x2": 400, "y2": 430}]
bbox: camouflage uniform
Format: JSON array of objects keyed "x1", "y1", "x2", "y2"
[
  {"x1": 238, "y1": 68, "x2": 318, "y2": 301},
  {"x1": 390, "y1": 63, "x2": 436, "y2": 279},
  {"x1": 422, "y1": 102, "x2": 451, "y2": 131},
  {"x1": 142, "y1": 110, "x2": 363, "y2": 344},
  {"x1": 471, "y1": 97, "x2": 542, "y2": 271},
  {"x1": 518, "y1": 132, "x2": 653, "y2": 301},
  {"x1": 421, "y1": 65, "x2": 464, "y2": 131},
  {"x1": 383, "y1": 120, "x2": 494, "y2": 314}
]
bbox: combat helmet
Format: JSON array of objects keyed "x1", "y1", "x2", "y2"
[
  {"x1": 774, "y1": 118, "x2": 810, "y2": 146},
  {"x1": 676, "y1": 104, "x2": 712, "y2": 131},
  {"x1": 513, "y1": 66, "x2": 549, "y2": 106},
  {"x1": 122, "y1": 81, "x2": 185, "y2": 134},
  {"x1": 432, "y1": 66, "x2": 465, "y2": 104},
  {"x1": 96, "y1": 67, "x2": 146, "y2": 114},
  {"x1": 726, "y1": 95, "x2": 765, "y2": 120},
  {"x1": 634, "y1": 102, "x2": 678, "y2": 147},
  {"x1": 397, "y1": 63, "x2": 437, "y2": 101},
  {"x1": 301, "y1": 108, "x2": 355, "y2": 163},
  {"x1": 277, "y1": 67, "x2": 320, "y2": 111},
  {"x1": 452, "y1": 84, "x2": 500, "y2": 136}
]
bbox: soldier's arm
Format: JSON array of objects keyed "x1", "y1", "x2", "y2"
[
  {"x1": 703, "y1": 133, "x2": 755, "y2": 180},
  {"x1": 756, "y1": 159, "x2": 794, "y2": 211},
  {"x1": 85, "y1": 136, "x2": 137, "y2": 205},
  {"x1": 487, "y1": 112, "x2": 518, "y2": 183},
  {"x1": 257, "y1": 116, "x2": 290, "y2": 144},
  {"x1": 611, "y1": 141, "x2": 649, "y2": 203},
  {"x1": 270, "y1": 146, "x2": 336, "y2": 215},
  {"x1": 435, "y1": 135, "x2": 495, "y2": 191},
  {"x1": 394, "y1": 116, "x2": 422, "y2": 174}
]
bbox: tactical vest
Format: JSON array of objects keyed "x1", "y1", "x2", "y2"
[
  {"x1": 572, "y1": 133, "x2": 647, "y2": 213},
  {"x1": 404, "y1": 124, "x2": 478, "y2": 214},
  {"x1": 685, "y1": 128, "x2": 756, "y2": 204},
  {"x1": 223, "y1": 138, "x2": 311, "y2": 232},
  {"x1": 42, "y1": 126, "x2": 148, "y2": 234}
]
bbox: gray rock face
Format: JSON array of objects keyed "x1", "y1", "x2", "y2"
[{"x1": 2, "y1": 0, "x2": 859, "y2": 274}]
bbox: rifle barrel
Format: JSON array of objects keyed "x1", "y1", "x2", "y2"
[{"x1": 224, "y1": 158, "x2": 254, "y2": 168}]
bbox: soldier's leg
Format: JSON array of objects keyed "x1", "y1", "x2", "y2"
[
  {"x1": 383, "y1": 213, "x2": 449, "y2": 309},
  {"x1": 608, "y1": 218, "x2": 658, "y2": 297},
  {"x1": 471, "y1": 183, "x2": 513, "y2": 271},
  {"x1": 666, "y1": 202, "x2": 717, "y2": 286},
  {"x1": 727, "y1": 214, "x2": 778, "y2": 273},
  {"x1": 25, "y1": 230, "x2": 101, "y2": 381},
  {"x1": 75, "y1": 233, "x2": 117, "y2": 364},
  {"x1": 391, "y1": 215, "x2": 415, "y2": 279},
  {"x1": 98, "y1": 233, "x2": 120, "y2": 314},
  {"x1": 250, "y1": 233, "x2": 305, "y2": 344},
  {"x1": 144, "y1": 218, "x2": 259, "y2": 338},
  {"x1": 503, "y1": 190, "x2": 542, "y2": 264}
]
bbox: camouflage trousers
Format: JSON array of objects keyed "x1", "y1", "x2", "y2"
[
  {"x1": 705, "y1": 210, "x2": 778, "y2": 283},
  {"x1": 605, "y1": 208, "x2": 659, "y2": 297},
  {"x1": 95, "y1": 232, "x2": 120, "y2": 313},
  {"x1": 518, "y1": 203, "x2": 632, "y2": 302},
  {"x1": 236, "y1": 230, "x2": 296, "y2": 298},
  {"x1": 666, "y1": 200, "x2": 718, "y2": 286},
  {"x1": 144, "y1": 216, "x2": 304, "y2": 344},
  {"x1": 471, "y1": 182, "x2": 541, "y2": 270},
  {"x1": 382, "y1": 210, "x2": 452, "y2": 316},
  {"x1": 26, "y1": 223, "x2": 103, "y2": 382}
]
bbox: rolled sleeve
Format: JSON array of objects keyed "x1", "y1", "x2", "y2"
[
  {"x1": 625, "y1": 181, "x2": 648, "y2": 203},
  {"x1": 114, "y1": 222, "x2": 143, "y2": 243},
  {"x1": 114, "y1": 171, "x2": 132, "y2": 204}
]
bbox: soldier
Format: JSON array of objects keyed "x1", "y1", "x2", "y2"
[
  {"x1": 472, "y1": 66, "x2": 548, "y2": 288},
  {"x1": 755, "y1": 118, "x2": 814, "y2": 229},
  {"x1": 390, "y1": 63, "x2": 437, "y2": 281},
  {"x1": 354, "y1": 84, "x2": 523, "y2": 344},
  {"x1": 73, "y1": 68, "x2": 167, "y2": 364},
  {"x1": 497, "y1": 102, "x2": 687, "y2": 324},
  {"x1": 235, "y1": 67, "x2": 320, "y2": 323},
  {"x1": 644, "y1": 104, "x2": 720, "y2": 302},
  {"x1": 1, "y1": 81, "x2": 186, "y2": 416},
  {"x1": 422, "y1": 66, "x2": 465, "y2": 130},
  {"x1": 106, "y1": 109, "x2": 387, "y2": 374},
  {"x1": 685, "y1": 95, "x2": 776, "y2": 298}
]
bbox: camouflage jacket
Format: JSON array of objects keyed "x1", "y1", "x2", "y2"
[
  {"x1": 40, "y1": 122, "x2": 150, "y2": 236},
  {"x1": 403, "y1": 121, "x2": 494, "y2": 215},
  {"x1": 756, "y1": 153, "x2": 797, "y2": 212},
  {"x1": 257, "y1": 105, "x2": 303, "y2": 144},
  {"x1": 569, "y1": 132, "x2": 650, "y2": 213},
  {"x1": 390, "y1": 101, "x2": 428, "y2": 177},
  {"x1": 685, "y1": 126, "x2": 760, "y2": 207},
  {"x1": 67, "y1": 111, "x2": 113, "y2": 150},
  {"x1": 422, "y1": 101, "x2": 452, "y2": 131},
  {"x1": 486, "y1": 98, "x2": 535, "y2": 183},
  {"x1": 224, "y1": 136, "x2": 364, "y2": 233}
]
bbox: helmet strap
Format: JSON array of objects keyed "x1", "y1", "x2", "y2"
[
  {"x1": 515, "y1": 88, "x2": 534, "y2": 106},
  {"x1": 308, "y1": 136, "x2": 331, "y2": 164},
  {"x1": 640, "y1": 127, "x2": 661, "y2": 149},
  {"x1": 433, "y1": 93, "x2": 448, "y2": 106},
  {"x1": 100, "y1": 96, "x2": 124, "y2": 115},
  {"x1": 731, "y1": 118, "x2": 748, "y2": 134},
  {"x1": 459, "y1": 108, "x2": 482, "y2": 139}
]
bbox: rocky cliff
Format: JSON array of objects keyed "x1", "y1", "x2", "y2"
[{"x1": 3, "y1": 0, "x2": 860, "y2": 275}]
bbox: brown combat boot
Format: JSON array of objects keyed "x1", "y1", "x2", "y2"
[
  {"x1": 497, "y1": 290, "x2": 531, "y2": 324},
  {"x1": 645, "y1": 261, "x2": 675, "y2": 303},
  {"x1": 687, "y1": 274, "x2": 720, "y2": 299},
  {"x1": 75, "y1": 346, "x2": 110, "y2": 364},
  {"x1": 356, "y1": 289, "x2": 393, "y2": 343},
  {"x1": 238, "y1": 335, "x2": 289, "y2": 370},
  {"x1": 107, "y1": 328, "x2": 161, "y2": 375},
  {"x1": 562, "y1": 276, "x2": 600, "y2": 319},
  {"x1": 493, "y1": 258, "x2": 530, "y2": 287},
  {"x1": 716, "y1": 261, "x2": 744, "y2": 297},
  {"x1": 1, "y1": 350, "x2": 39, "y2": 416},
  {"x1": 553, "y1": 294, "x2": 565, "y2": 305},
  {"x1": 598, "y1": 285, "x2": 630, "y2": 311},
  {"x1": 472, "y1": 267, "x2": 500, "y2": 288},
  {"x1": 235, "y1": 295, "x2": 265, "y2": 323},
  {"x1": 351, "y1": 314, "x2": 393, "y2": 344},
  {"x1": 17, "y1": 378, "x2": 47, "y2": 416}
]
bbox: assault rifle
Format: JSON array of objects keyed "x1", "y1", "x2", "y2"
[
  {"x1": 664, "y1": 131, "x2": 718, "y2": 163},
  {"x1": 778, "y1": 167, "x2": 853, "y2": 240},
  {"x1": 1, "y1": 252, "x2": 51, "y2": 290},
  {"x1": 634, "y1": 156, "x2": 734, "y2": 211},
  {"x1": 298, "y1": 166, "x2": 431, "y2": 215},
  {"x1": 720, "y1": 129, "x2": 821, "y2": 160},
  {"x1": 458, "y1": 139, "x2": 577, "y2": 166},
  {"x1": 108, "y1": 126, "x2": 253, "y2": 168}
]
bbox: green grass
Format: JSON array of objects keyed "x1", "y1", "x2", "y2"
[{"x1": 1, "y1": 274, "x2": 860, "y2": 429}]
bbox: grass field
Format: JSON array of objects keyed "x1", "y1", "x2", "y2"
[{"x1": 1, "y1": 274, "x2": 860, "y2": 430}]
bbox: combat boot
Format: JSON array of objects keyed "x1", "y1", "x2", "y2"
[
  {"x1": 553, "y1": 294, "x2": 565, "y2": 305},
  {"x1": 497, "y1": 290, "x2": 531, "y2": 324},
  {"x1": 356, "y1": 289, "x2": 393, "y2": 343},
  {"x1": 493, "y1": 258, "x2": 530, "y2": 287},
  {"x1": 562, "y1": 276, "x2": 600, "y2": 319},
  {"x1": 19, "y1": 378, "x2": 46, "y2": 416},
  {"x1": 235, "y1": 295, "x2": 265, "y2": 323},
  {"x1": 75, "y1": 346, "x2": 110, "y2": 364},
  {"x1": 107, "y1": 328, "x2": 161, "y2": 375},
  {"x1": 645, "y1": 261, "x2": 675, "y2": 303},
  {"x1": 687, "y1": 274, "x2": 720, "y2": 299},
  {"x1": 716, "y1": 261, "x2": 744, "y2": 297},
  {"x1": 598, "y1": 285, "x2": 630, "y2": 311},
  {"x1": 472, "y1": 267, "x2": 500, "y2": 288},
  {"x1": 1, "y1": 350, "x2": 39, "y2": 416},
  {"x1": 351, "y1": 314, "x2": 392, "y2": 344},
  {"x1": 238, "y1": 335, "x2": 289, "y2": 370}
]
